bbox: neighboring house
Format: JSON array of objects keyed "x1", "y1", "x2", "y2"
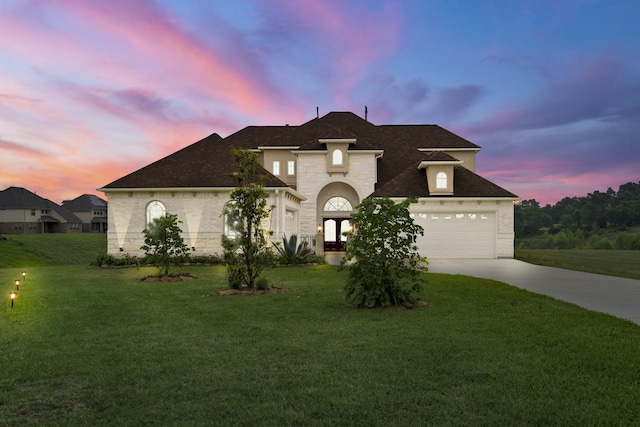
[
  {"x1": 62, "y1": 194, "x2": 108, "y2": 233},
  {"x1": 0, "y1": 187, "x2": 82, "y2": 234},
  {"x1": 99, "y1": 112, "x2": 518, "y2": 259}
]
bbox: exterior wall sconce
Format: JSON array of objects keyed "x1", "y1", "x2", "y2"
[
  {"x1": 10, "y1": 291, "x2": 17, "y2": 308},
  {"x1": 14, "y1": 279, "x2": 20, "y2": 291},
  {"x1": 317, "y1": 224, "x2": 322, "y2": 233}
]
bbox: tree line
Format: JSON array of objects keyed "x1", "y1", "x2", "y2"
[{"x1": 515, "y1": 181, "x2": 640, "y2": 239}]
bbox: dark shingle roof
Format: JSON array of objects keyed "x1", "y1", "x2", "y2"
[
  {"x1": 0, "y1": 186, "x2": 51, "y2": 209},
  {"x1": 101, "y1": 133, "x2": 288, "y2": 190},
  {"x1": 0, "y1": 187, "x2": 82, "y2": 221},
  {"x1": 371, "y1": 166, "x2": 518, "y2": 198},
  {"x1": 379, "y1": 124, "x2": 480, "y2": 149},
  {"x1": 62, "y1": 194, "x2": 107, "y2": 211},
  {"x1": 101, "y1": 112, "x2": 516, "y2": 199}
]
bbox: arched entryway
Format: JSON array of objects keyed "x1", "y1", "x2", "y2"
[{"x1": 316, "y1": 183, "x2": 359, "y2": 253}]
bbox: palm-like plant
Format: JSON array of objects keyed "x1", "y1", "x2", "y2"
[{"x1": 273, "y1": 234, "x2": 313, "y2": 264}]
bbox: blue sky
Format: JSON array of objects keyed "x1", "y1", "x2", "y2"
[{"x1": 1, "y1": 0, "x2": 638, "y2": 205}]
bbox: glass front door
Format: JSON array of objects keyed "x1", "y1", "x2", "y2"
[{"x1": 323, "y1": 218, "x2": 351, "y2": 252}]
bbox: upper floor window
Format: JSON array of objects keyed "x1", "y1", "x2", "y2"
[
  {"x1": 273, "y1": 161, "x2": 280, "y2": 176},
  {"x1": 436, "y1": 172, "x2": 448, "y2": 189},
  {"x1": 323, "y1": 196, "x2": 353, "y2": 211},
  {"x1": 146, "y1": 201, "x2": 166, "y2": 225},
  {"x1": 332, "y1": 149, "x2": 343, "y2": 166},
  {"x1": 287, "y1": 160, "x2": 295, "y2": 175}
]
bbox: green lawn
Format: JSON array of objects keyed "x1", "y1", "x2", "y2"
[
  {"x1": 2, "y1": 264, "x2": 639, "y2": 425},
  {"x1": 0, "y1": 234, "x2": 106, "y2": 268},
  {"x1": 516, "y1": 249, "x2": 640, "y2": 280}
]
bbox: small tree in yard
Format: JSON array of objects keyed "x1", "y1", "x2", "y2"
[
  {"x1": 222, "y1": 147, "x2": 274, "y2": 289},
  {"x1": 141, "y1": 213, "x2": 189, "y2": 276},
  {"x1": 341, "y1": 196, "x2": 428, "y2": 308}
]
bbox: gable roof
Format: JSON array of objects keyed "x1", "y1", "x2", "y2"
[
  {"x1": 62, "y1": 194, "x2": 107, "y2": 211},
  {"x1": 371, "y1": 166, "x2": 518, "y2": 198},
  {"x1": 0, "y1": 187, "x2": 82, "y2": 222},
  {"x1": 100, "y1": 133, "x2": 289, "y2": 190},
  {"x1": 0, "y1": 186, "x2": 51, "y2": 210},
  {"x1": 100, "y1": 112, "x2": 516, "y2": 199}
]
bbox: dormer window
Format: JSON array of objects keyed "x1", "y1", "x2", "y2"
[
  {"x1": 419, "y1": 156, "x2": 462, "y2": 196},
  {"x1": 321, "y1": 139, "x2": 354, "y2": 175},
  {"x1": 332, "y1": 149, "x2": 343, "y2": 165}
]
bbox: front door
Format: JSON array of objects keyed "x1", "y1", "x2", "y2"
[{"x1": 323, "y1": 218, "x2": 350, "y2": 252}]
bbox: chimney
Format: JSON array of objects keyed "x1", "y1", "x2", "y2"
[{"x1": 365, "y1": 106, "x2": 368, "y2": 121}]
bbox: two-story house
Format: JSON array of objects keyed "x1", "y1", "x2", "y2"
[
  {"x1": 99, "y1": 112, "x2": 518, "y2": 259},
  {"x1": 0, "y1": 187, "x2": 82, "y2": 234},
  {"x1": 62, "y1": 194, "x2": 108, "y2": 233}
]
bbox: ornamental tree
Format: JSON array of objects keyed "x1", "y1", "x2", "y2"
[
  {"x1": 222, "y1": 147, "x2": 274, "y2": 289},
  {"x1": 341, "y1": 196, "x2": 428, "y2": 308},
  {"x1": 141, "y1": 213, "x2": 189, "y2": 276}
]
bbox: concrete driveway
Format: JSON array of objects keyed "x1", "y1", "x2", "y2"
[{"x1": 428, "y1": 259, "x2": 640, "y2": 326}]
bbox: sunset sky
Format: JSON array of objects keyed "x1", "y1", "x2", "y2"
[{"x1": 1, "y1": 0, "x2": 639, "y2": 206}]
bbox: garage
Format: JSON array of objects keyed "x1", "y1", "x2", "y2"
[{"x1": 412, "y1": 212, "x2": 496, "y2": 258}]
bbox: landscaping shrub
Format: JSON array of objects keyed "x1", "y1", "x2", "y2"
[
  {"x1": 341, "y1": 197, "x2": 427, "y2": 308},
  {"x1": 188, "y1": 254, "x2": 223, "y2": 264},
  {"x1": 91, "y1": 253, "x2": 141, "y2": 267},
  {"x1": 273, "y1": 234, "x2": 314, "y2": 264}
]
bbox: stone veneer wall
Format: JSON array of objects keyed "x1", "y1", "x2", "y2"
[
  {"x1": 295, "y1": 151, "x2": 378, "y2": 235},
  {"x1": 106, "y1": 189, "x2": 295, "y2": 258}
]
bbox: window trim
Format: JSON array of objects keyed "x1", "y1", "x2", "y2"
[
  {"x1": 146, "y1": 201, "x2": 166, "y2": 226},
  {"x1": 332, "y1": 149, "x2": 343, "y2": 166}
]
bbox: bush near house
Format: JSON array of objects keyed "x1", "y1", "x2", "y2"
[
  {"x1": 272, "y1": 234, "x2": 314, "y2": 264},
  {"x1": 141, "y1": 213, "x2": 190, "y2": 276},
  {"x1": 341, "y1": 196, "x2": 428, "y2": 308}
]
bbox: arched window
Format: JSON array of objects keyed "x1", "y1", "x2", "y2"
[
  {"x1": 146, "y1": 201, "x2": 165, "y2": 225},
  {"x1": 332, "y1": 149, "x2": 343, "y2": 165},
  {"x1": 323, "y1": 197, "x2": 353, "y2": 211},
  {"x1": 223, "y1": 202, "x2": 242, "y2": 238},
  {"x1": 436, "y1": 172, "x2": 448, "y2": 189}
]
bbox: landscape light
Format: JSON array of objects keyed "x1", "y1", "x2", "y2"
[
  {"x1": 22, "y1": 271, "x2": 26, "y2": 280},
  {"x1": 15, "y1": 279, "x2": 20, "y2": 290},
  {"x1": 10, "y1": 291, "x2": 17, "y2": 308}
]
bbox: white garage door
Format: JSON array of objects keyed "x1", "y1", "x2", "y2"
[{"x1": 412, "y1": 212, "x2": 495, "y2": 258}]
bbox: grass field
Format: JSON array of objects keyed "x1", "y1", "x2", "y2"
[
  {"x1": 2, "y1": 262, "x2": 640, "y2": 425},
  {"x1": 516, "y1": 249, "x2": 640, "y2": 280},
  {"x1": 0, "y1": 233, "x2": 106, "y2": 268}
]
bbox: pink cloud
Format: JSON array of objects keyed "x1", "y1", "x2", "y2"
[{"x1": 266, "y1": 0, "x2": 401, "y2": 104}]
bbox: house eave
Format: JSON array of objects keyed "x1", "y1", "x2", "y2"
[
  {"x1": 418, "y1": 160, "x2": 463, "y2": 168},
  {"x1": 97, "y1": 186, "x2": 307, "y2": 201},
  {"x1": 418, "y1": 148, "x2": 481, "y2": 153}
]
